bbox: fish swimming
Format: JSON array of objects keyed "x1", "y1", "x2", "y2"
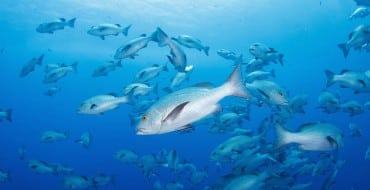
[
  {"x1": 44, "y1": 86, "x2": 61, "y2": 96},
  {"x1": 275, "y1": 122, "x2": 343, "y2": 151},
  {"x1": 325, "y1": 69, "x2": 370, "y2": 93},
  {"x1": 40, "y1": 130, "x2": 68, "y2": 143},
  {"x1": 78, "y1": 94, "x2": 130, "y2": 115},
  {"x1": 19, "y1": 54, "x2": 44, "y2": 77},
  {"x1": 87, "y1": 23, "x2": 131, "y2": 40},
  {"x1": 349, "y1": 6, "x2": 370, "y2": 20},
  {"x1": 28, "y1": 160, "x2": 56, "y2": 174},
  {"x1": 171, "y1": 34, "x2": 210, "y2": 56},
  {"x1": 249, "y1": 43, "x2": 284, "y2": 65},
  {"x1": 245, "y1": 80, "x2": 289, "y2": 106},
  {"x1": 43, "y1": 62, "x2": 78, "y2": 83},
  {"x1": 123, "y1": 83, "x2": 158, "y2": 97},
  {"x1": 317, "y1": 91, "x2": 341, "y2": 114},
  {"x1": 163, "y1": 65, "x2": 194, "y2": 93},
  {"x1": 36, "y1": 18, "x2": 76, "y2": 34},
  {"x1": 63, "y1": 175, "x2": 93, "y2": 190},
  {"x1": 0, "y1": 109, "x2": 12, "y2": 123},
  {"x1": 0, "y1": 170, "x2": 10, "y2": 182},
  {"x1": 338, "y1": 24, "x2": 370, "y2": 58},
  {"x1": 152, "y1": 27, "x2": 187, "y2": 72},
  {"x1": 92, "y1": 60, "x2": 122, "y2": 77},
  {"x1": 114, "y1": 34, "x2": 154, "y2": 59},
  {"x1": 136, "y1": 65, "x2": 250, "y2": 135},
  {"x1": 133, "y1": 64, "x2": 168, "y2": 83},
  {"x1": 216, "y1": 49, "x2": 243, "y2": 64},
  {"x1": 75, "y1": 132, "x2": 92, "y2": 148}
]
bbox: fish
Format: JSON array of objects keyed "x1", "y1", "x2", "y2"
[
  {"x1": 349, "y1": 6, "x2": 370, "y2": 20},
  {"x1": 78, "y1": 94, "x2": 130, "y2": 115},
  {"x1": 114, "y1": 34, "x2": 154, "y2": 59},
  {"x1": 152, "y1": 27, "x2": 187, "y2": 72},
  {"x1": 216, "y1": 49, "x2": 243, "y2": 64},
  {"x1": 245, "y1": 69, "x2": 276, "y2": 82},
  {"x1": 365, "y1": 146, "x2": 370, "y2": 160},
  {"x1": 87, "y1": 23, "x2": 132, "y2": 40},
  {"x1": 123, "y1": 83, "x2": 158, "y2": 97},
  {"x1": 44, "y1": 63, "x2": 62, "y2": 73},
  {"x1": 44, "y1": 86, "x2": 61, "y2": 96},
  {"x1": 0, "y1": 170, "x2": 10, "y2": 182},
  {"x1": 0, "y1": 109, "x2": 12, "y2": 123},
  {"x1": 50, "y1": 163, "x2": 74, "y2": 174},
  {"x1": 340, "y1": 100, "x2": 364, "y2": 116},
  {"x1": 133, "y1": 64, "x2": 168, "y2": 83},
  {"x1": 317, "y1": 91, "x2": 340, "y2": 113},
  {"x1": 75, "y1": 132, "x2": 92, "y2": 148},
  {"x1": 249, "y1": 43, "x2": 284, "y2": 65},
  {"x1": 36, "y1": 18, "x2": 76, "y2": 34},
  {"x1": 171, "y1": 34, "x2": 210, "y2": 56},
  {"x1": 163, "y1": 65, "x2": 194, "y2": 93},
  {"x1": 275, "y1": 122, "x2": 343, "y2": 151},
  {"x1": 245, "y1": 80, "x2": 289, "y2": 105},
  {"x1": 354, "y1": 0, "x2": 370, "y2": 6},
  {"x1": 18, "y1": 145, "x2": 26, "y2": 160},
  {"x1": 43, "y1": 62, "x2": 78, "y2": 83},
  {"x1": 63, "y1": 175, "x2": 93, "y2": 190},
  {"x1": 28, "y1": 160, "x2": 56, "y2": 174},
  {"x1": 40, "y1": 130, "x2": 68, "y2": 143},
  {"x1": 325, "y1": 69, "x2": 370, "y2": 93},
  {"x1": 114, "y1": 149, "x2": 139, "y2": 164},
  {"x1": 93, "y1": 174, "x2": 115, "y2": 187},
  {"x1": 245, "y1": 58, "x2": 267, "y2": 73},
  {"x1": 349, "y1": 123, "x2": 362, "y2": 137},
  {"x1": 338, "y1": 24, "x2": 370, "y2": 58},
  {"x1": 19, "y1": 54, "x2": 44, "y2": 77},
  {"x1": 92, "y1": 60, "x2": 122, "y2": 77},
  {"x1": 136, "y1": 65, "x2": 250, "y2": 135}
]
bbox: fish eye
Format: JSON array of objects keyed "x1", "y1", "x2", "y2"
[{"x1": 141, "y1": 115, "x2": 148, "y2": 121}]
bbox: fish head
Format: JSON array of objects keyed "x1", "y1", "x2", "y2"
[
  {"x1": 136, "y1": 111, "x2": 162, "y2": 135},
  {"x1": 78, "y1": 102, "x2": 99, "y2": 114},
  {"x1": 270, "y1": 90, "x2": 289, "y2": 105}
]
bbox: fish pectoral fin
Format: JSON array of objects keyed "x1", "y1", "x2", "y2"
[
  {"x1": 257, "y1": 88, "x2": 269, "y2": 99},
  {"x1": 358, "y1": 79, "x2": 366, "y2": 87},
  {"x1": 326, "y1": 136, "x2": 339, "y2": 150},
  {"x1": 163, "y1": 101, "x2": 190, "y2": 123}
]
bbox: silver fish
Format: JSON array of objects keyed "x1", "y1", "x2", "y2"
[
  {"x1": 92, "y1": 60, "x2": 122, "y2": 77},
  {"x1": 325, "y1": 69, "x2": 370, "y2": 93},
  {"x1": 63, "y1": 175, "x2": 93, "y2": 190},
  {"x1": 133, "y1": 64, "x2": 168, "y2": 83},
  {"x1": 136, "y1": 65, "x2": 250, "y2": 135},
  {"x1": 114, "y1": 34, "x2": 153, "y2": 59},
  {"x1": 40, "y1": 130, "x2": 68, "y2": 143},
  {"x1": 78, "y1": 94, "x2": 130, "y2": 115},
  {"x1": 36, "y1": 18, "x2": 76, "y2": 34},
  {"x1": 75, "y1": 132, "x2": 92, "y2": 148},
  {"x1": 349, "y1": 6, "x2": 370, "y2": 20},
  {"x1": 216, "y1": 49, "x2": 243, "y2": 64},
  {"x1": 87, "y1": 23, "x2": 131, "y2": 40},
  {"x1": 43, "y1": 62, "x2": 78, "y2": 83},
  {"x1": 338, "y1": 24, "x2": 370, "y2": 58},
  {"x1": 245, "y1": 80, "x2": 289, "y2": 105},
  {"x1": 249, "y1": 43, "x2": 284, "y2": 65},
  {"x1": 171, "y1": 34, "x2": 210, "y2": 56},
  {"x1": 20, "y1": 54, "x2": 44, "y2": 77}
]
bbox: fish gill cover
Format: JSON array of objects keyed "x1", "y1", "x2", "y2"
[{"x1": 0, "y1": 0, "x2": 369, "y2": 189}]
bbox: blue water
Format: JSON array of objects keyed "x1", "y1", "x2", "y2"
[{"x1": 0, "y1": 0, "x2": 370, "y2": 189}]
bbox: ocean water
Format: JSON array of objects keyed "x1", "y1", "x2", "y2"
[{"x1": 0, "y1": 0, "x2": 369, "y2": 189}]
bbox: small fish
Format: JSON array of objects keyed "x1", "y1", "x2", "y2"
[
  {"x1": 0, "y1": 170, "x2": 10, "y2": 183},
  {"x1": 0, "y1": 109, "x2": 12, "y2": 123},
  {"x1": 93, "y1": 174, "x2": 115, "y2": 187},
  {"x1": 78, "y1": 94, "x2": 130, "y2": 115},
  {"x1": 317, "y1": 91, "x2": 341, "y2": 114},
  {"x1": 171, "y1": 34, "x2": 210, "y2": 56},
  {"x1": 75, "y1": 132, "x2": 92, "y2": 148},
  {"x1": 114, "y1": 149, "x2": 139, "y2": 164},
  {"x1": 338, "y1": 24, "x2": 370, "y2": 58},
  {"x1": 36, "y1": 18, "x2": 76, "y2": 34},
  {"x1": 87, "y1": 23, "x2": 131, "y2": 40},
  {"x1": 245, "y1": 69, "x2": 275, "y2": 82},
  {"x1": 133, "y1": 64, "x2": 168, "y2": 83},
  {"x1": 44, "y1": 86, "x2": 61, "y2": 96},
  {"x1": 365, "y1": 146, "x2": 370, "y2": 160},
  {"x1": 44, "y1": 63, "x2": 62, "y2": 73},
  {"x1": 325, "y1": 69, "x2": 370, "y2": 93},
  {"x1": 92, "y1": 60, "x2": 122, "y2": 77},
  {"x1": 245, "y1": 58, "x2": 267, "y2": 73},
  {"x1": 216, "y1": 49, "x2": 243, "y2": 64},
  {"x1": 249, "y1": 43, "x2": 284, "y2": 65},
  {"x1": 114, "y1": 34, "x2": 153, "y2": 59},
  {"x1": 349, "y1": 6, "x2": 370, "y2": 20},
  {"x1": 340, "y1": 100, "x2": 364, "y2": 116},
  {"x1": 63, "y1": 175, "x2": 93, "y2": 190},
  {"x1": 20, "y1": 54, "x2": 44, "y2": 77},
  {"x1": 275, "y1": 122, "x2": 343, "y2": 151},
  {"x1": 136, "y1": 65, "x2": 250, "y2": 135},
  {"x1": 152, "y1": 27, "x2": 187, "y2": 72},
  {"x1": 245, "y1": 80, "x2": 289, "y2": 105},
  {"x1": 40, "y1": 130, "x2": 68, "y2": 143},
  {"x1": 28, "y1": 160, "x2": 56, "y2": 174},
  {"x1": 43, "y1": 62, "x2": 78, "y2": 83},
  {"x1": 163, "y1": 65, "x2": 194, "y2": 93},
  {"x1": 123, "y1": 83, "x2": 158, "y2": 97},
  {"x1": 50, "y1": 163, "x2": 74, "y2": 174}
]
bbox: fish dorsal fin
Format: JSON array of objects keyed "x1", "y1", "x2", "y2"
[
  {"x1": 326, "y1": 136, "x2": 339, "y2": 150},
  {"x1": 298, "y1": 122, "x2": 319, "y2": 131},
  {"x1": 115, "y1": 24, "x2": 121, "y2": 27},
  {"x1": 340, "y1": 69, "x2": 350, "y2": 74},
  {"x1": 59, "y1": 18, "x2": 66, "y2": 22},
  {"x1": 152, "y1": 64, "x2": 159, "y2": 67},
  {"x1": 192, "y1": 82, "x2": 214, "y2": 89},
  {"x1": 163, "y1": 101, "x2": 190, "y2": 123}
]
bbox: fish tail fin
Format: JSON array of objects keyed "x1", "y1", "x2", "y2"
[
  {"x1": 204, "y1": 46, "x2": 210, "y2": 56},
  {"x1": 151, "y1": 27, "x2": 169, "y2": 47},
  {"x1": 224, "y1": 64, "x2": 251, "y2": 98},
  {"x1": 233, "y1": 54, "x2": 243, "y2": 65},
  {"x1": 338, "y1": 43, "x2": 349, "y2": 58},
  {"x1": 71, "y1": 62, "x2": 78, "y2": 73},
  {"x1": 278, "y1": 54, "x2": 284, "y2": 66},
  {"x1": 122, "y1": 24, "x2": 132, "y2": 36},
  {"x1": 325, "y1": 70, "x2": 335, "y2": 87},
  {"x1": 67, "y1": 18, "x2": 76, "y2": 28},
  {"x1": 6, "y1": 109, "x2": 12, "y2": 122},
  {"x1": 37, "y1": 54, "x2": 44, "y2": 65},
  {"x1": 117, "y1": 95, "x2": 131, "y2": 105},
  {"x1": 275, "y1": 124, "x2": 293, "y2": 149}
]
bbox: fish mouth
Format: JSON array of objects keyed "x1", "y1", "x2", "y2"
[{"x1": 136, "y1": 128, "x2": 148, "y2": 135}]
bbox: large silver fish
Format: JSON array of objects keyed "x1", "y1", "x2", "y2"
[
  {"x1": 88, "y1": 23, "x2": 131, "y2": 40},
  {"x1": 136, "y1": 65, "x2": 250, "y2": 135},
  {"x1": 36, "y1": 18, "x2": 76, "y2": 34}
]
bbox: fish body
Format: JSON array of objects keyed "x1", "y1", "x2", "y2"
[
  {"x1": 245, "y1": 69, "x2": 275, "y2": 82},
  {"x1": 349, "y1": 6, "x2": 370, "y2": 20},
  {"x1": 0, "y1": 170, "x2": 10, "y2": 182},
  {"x1": 136, "y1": 65, "x2": 250, "y2": 135},
  {"x1": 28, "y1": 160, "x2": 56, "y2": 174},
  {"x1": 63, "y1": 175, "x2": 93, "y2": 190},
  {"x1": 340, "y1": 100, "x2": 364, "y2": 116},
  {"x1": 88, "y1": 23, "x2": 131, "y2": 40},
  {"x1": 20, "y1": 54, "x2": 44, "y2": 77},
  {"x1": 114, "y1": 149, "x2": 139, "y2": 164},
  {"x1": 275, "y1": 122, "x2": 343, "y2": 151},
  {"x1": 249, "y1": 43, "x2": 284, "y2": 65},
  {"x1": 317, "y1": 91, "x2": 340, "y2": 113},
  {"x1": 36, "y1": 18, "x2": 76, "y2": 34},
  {"x1": 123, "y1": 83, "x2": 158, "y2": 97},
  {"x1": 41, "y1": 130, "x2": 68, "y2": 143},
  {"x1": 44, "y1": 86, "x2": 61, "y2": 96},
  {"x1": 43, "y1": 62, "x2": 78, "y2": 83},
  {"x1": 0, "y1": 109, "x2": 12, "y2": 122},
  {"x1": 93, "y1": 174, "x2": 115, "y2": 187},
  {"x1": 75, "y1": 132, "x2": 92, "y2": 148},
  {"x1": 325, "y1": 70, "x2": 370, "y2": 92},
  {"x1": 78, "y1": 94, "x2": 130, "y2": 115},
  {"x1": 338, "y1": 24, "x2": 370, "y2": 58},
  {"x1": 216, "y1": 49, "x2": 243, "y2": 63},
  {"x1": 164, "y1": 65, "x2": 194, "y2": 93},
  {"x1": 171, "y1": 35, "x2": 210, "y2": 56},
  {"x1": 92, "y1": 60, "x2": 122, "y2": 77},
  {"x1": 245, "y1": 80, "x2": 288, "y2": 105},
  {"x1": 114, "y1": 34, "x2": 153, "y2": 59},
  {"x1": 133, "y1": 64, "x2": 168, "y2": 83}
]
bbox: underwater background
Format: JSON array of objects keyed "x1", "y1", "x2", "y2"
[{"x1": 0, "y1": 0, "x2": 370, "y2": 189}]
